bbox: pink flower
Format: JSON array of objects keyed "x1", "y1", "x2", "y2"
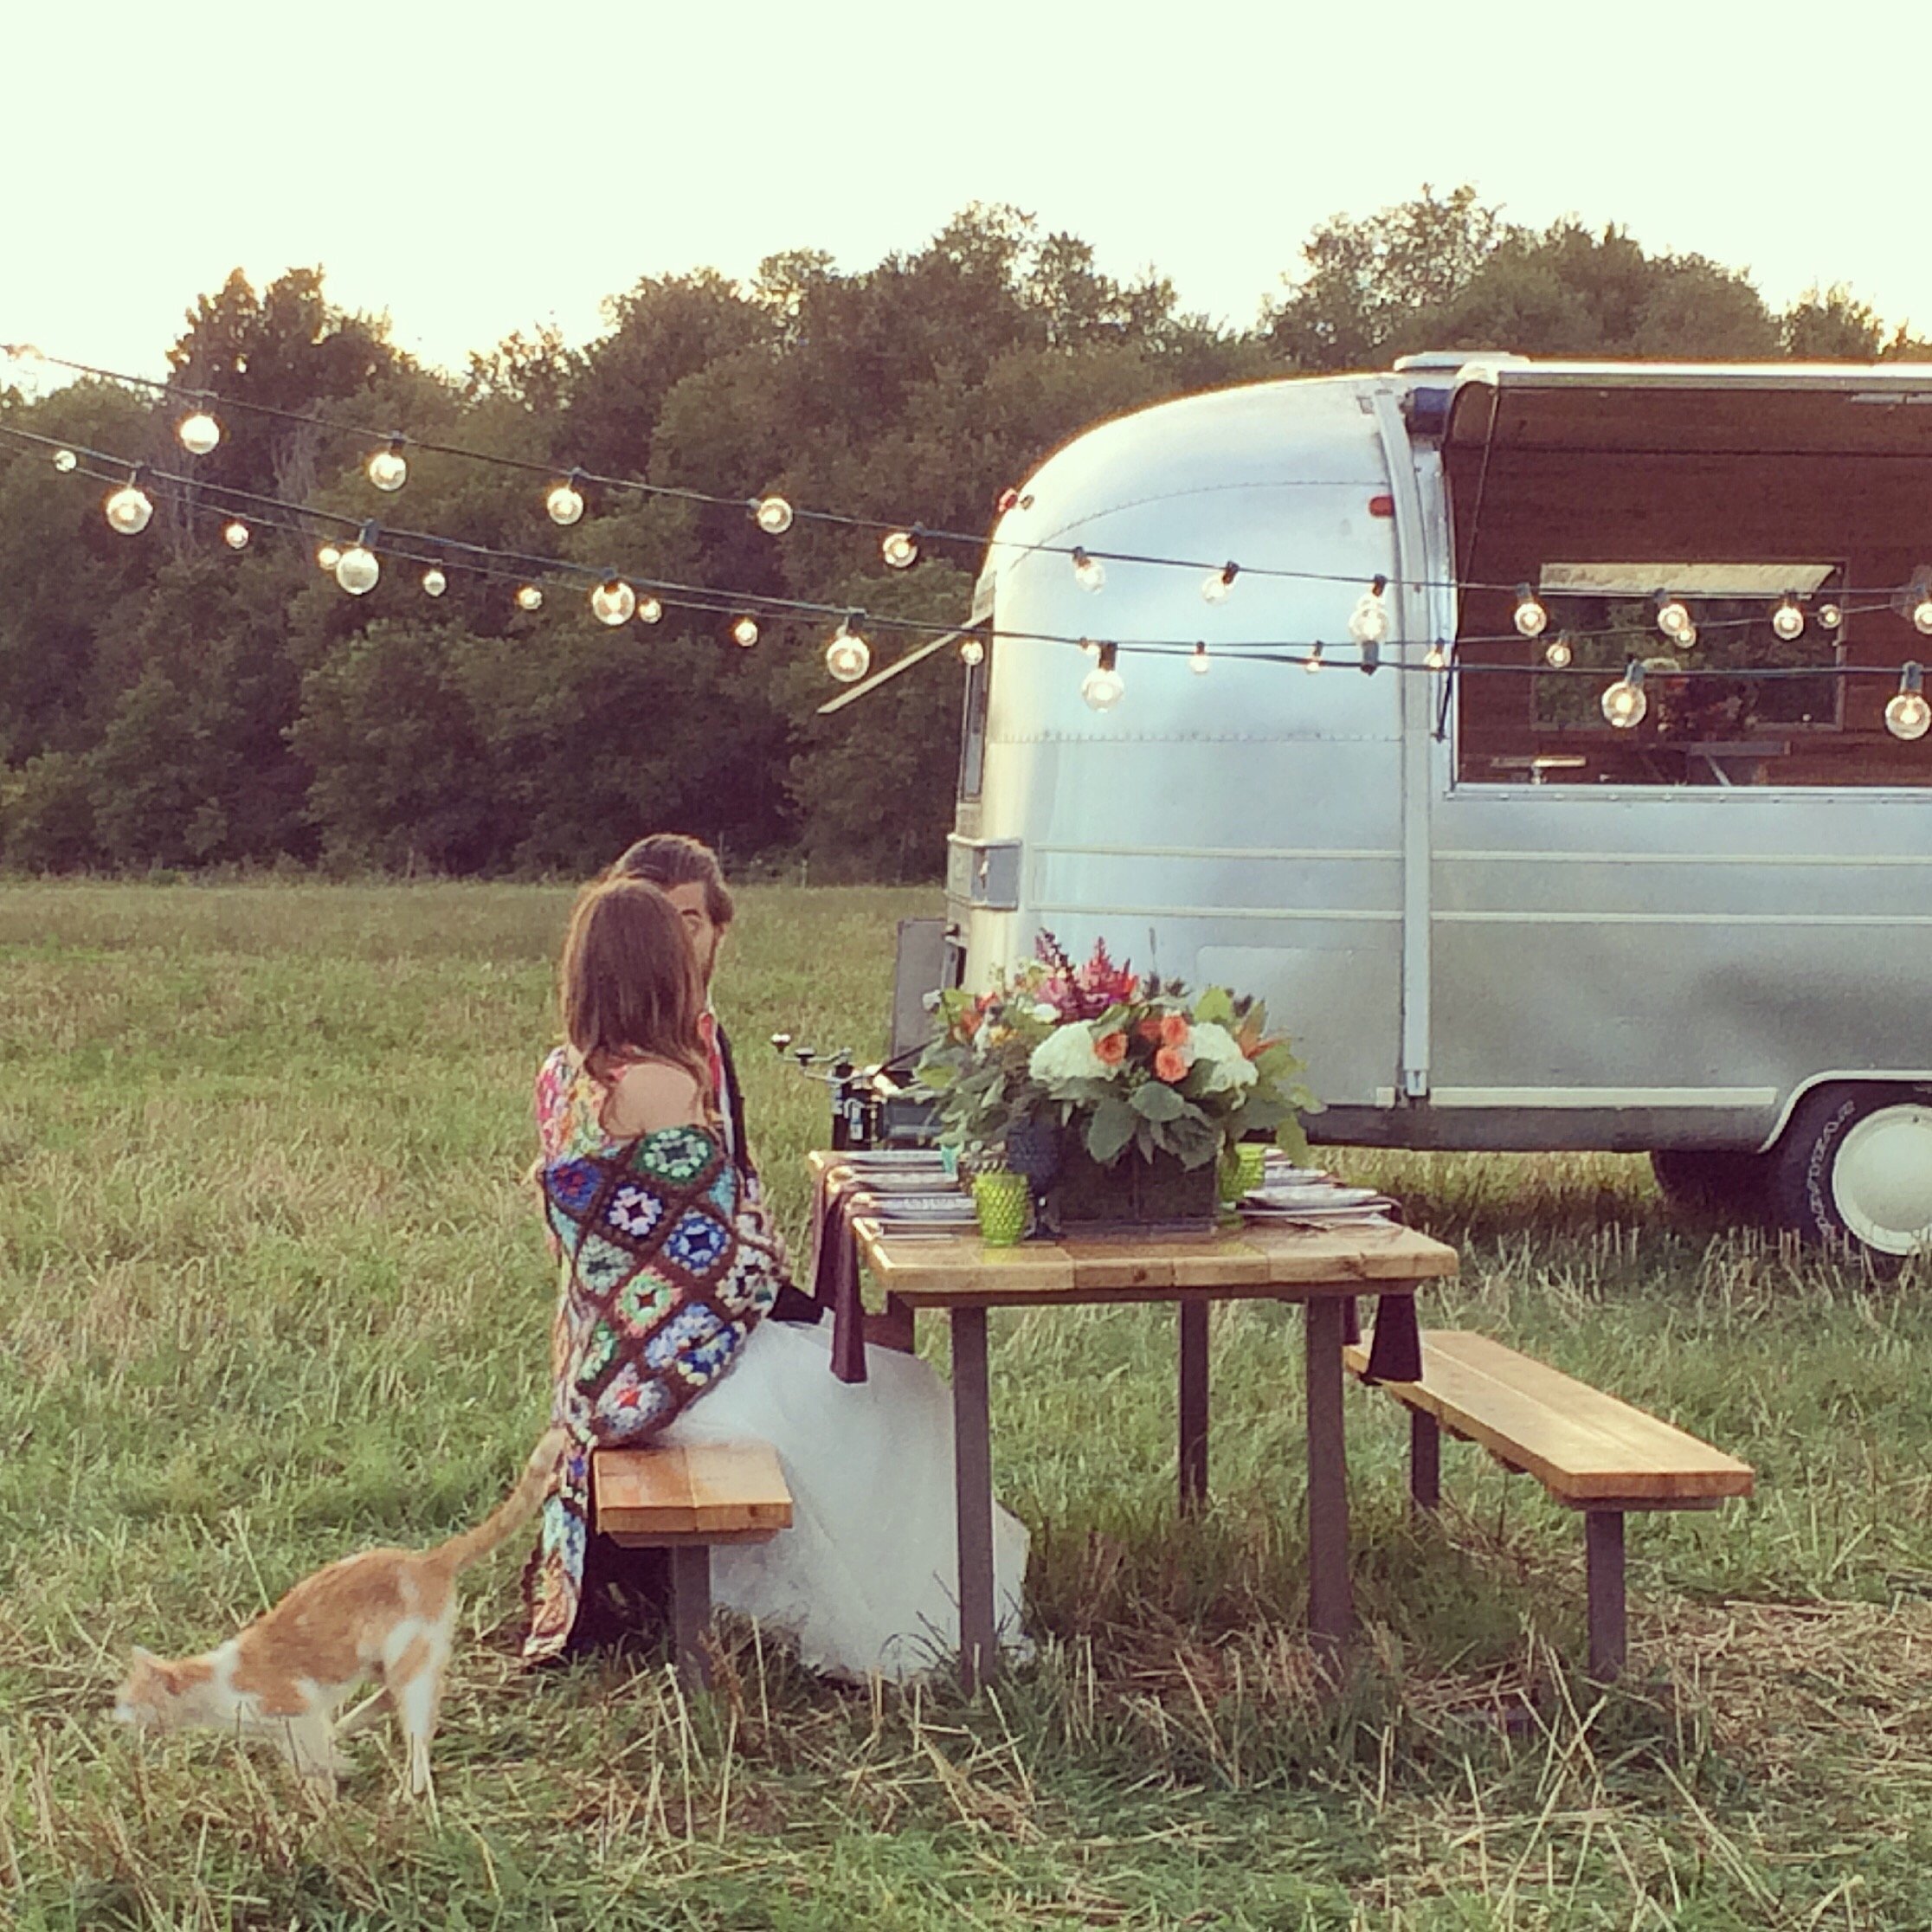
[
  {"x1": 1155, "y1": 1046, "x2": 1189, "y2": 1083},
  {"x1": 1096, "y1": 1030, "x2": 1128, "y2": 1067}
]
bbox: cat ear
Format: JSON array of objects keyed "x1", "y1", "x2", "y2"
[{"x1": 128, "y1": 1645, "x2": 160, "y2": 1671}]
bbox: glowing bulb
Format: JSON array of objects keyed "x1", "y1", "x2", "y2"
[
  {"x1": 1544, "y1": 634, "x2": 1573, "y2": 669},
  {"x1": 367, "y1": 441, "x2": 408, "y2": 492},
  {"x1": 882, "y1": 530, "x2": 919, "y2": 570},
  {"x1": 51, "y1": 448, "x2": 76, "y2": 473},
  {"x1": 1304, "y1": 642, "x2": 1324, "y2": 673},
  {"x1": 1886, "y1": 663, "x2": 1929, "y2": 741},
  {"x1": 1202, "y1": 562, "x2": 1239, "y2": 604},
  {"x1": 755, "y1": 495, "x2": 793, "y2": 535},
  {"x1": 177, "y1": 411, "x2": 221, "y2": 456},
  {"x1": 1190, "y1": 642, "x2": 1210, "y2": 675},
  {"x1": 222, "y1": 519, "x2": 250, "y2": 551},
  {"x1": 104, "y1": 484, "x2": 152, "y2": 535},
  {"x1": 1072, "y1": 547, "x2": 1106, "y2": 592},
  {"x1": 516, "y1": 584, "x2": 544, "y2": 611},
  {"x1": 1655, "y1": 592, "x2": 1690, "y2": 641},
  {"x1": 1676, "y1": 621, "x2": 1698, "y2": 649},
  {"x1": 1081, "y1": 637, "x2": 1101, "y2": 659},
  {"x1": 1771, "y1": 594, "x2": 1805, "y2": 642},
  {"x1": 636, "y1": 595, "x2": 662, "y2": 624},
  {"x1": 335, "y1": 544, "x2": 380, "y2": 596},
  {"x1": 1512, "y1": 584, "x2": 1548, "y2": 638},
  {"x1": 590, "y1": 577, "x2": 636, "y2": 626},
  {"x1": 545, "y1": 480, "x2": 584, "y2": 526},
  {"x1": 1602, "y1": 663, "x2": 1649, "y2": 729},
  {"x1": 422, "y1": 567, "x2": 447, "y2": 597},
  {"x1": 1348, "y1": 590, "x2": 1388, "y2": 645},
  {"x1": 731, "y1": 615, "x2": 759, "y2": 647},
  {"x1": 1081, "y1": 643, "x2": 1124, "y2": 711},
  {"x1": 1914, "y1": 596, "x2": 1932, "y2": 637},
  {"x1": 959, "y1": 636, "x2": 985, "y2": 667},
  {"x1": 1425, "y1": 640, "x2": 1448, "y2": 670},
  {"x1": 317, "y1": 543, "x2": 342, "y2": 570},
  {"x1": 1819, "y1": 602, "x2": 1843, "y2": 630},
  {"x1": 825, "y1": 621, "x2": 871, "y2": 684}
]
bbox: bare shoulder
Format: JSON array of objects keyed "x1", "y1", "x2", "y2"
[{"x1": 604, "y1": 1059, "x2": 705, "y2": 1137}]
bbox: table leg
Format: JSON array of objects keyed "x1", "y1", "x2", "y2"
[
  {"x1": 1178, "y1": 1299, "x2": 1208, "y2": 1517},
  {"x1": 1304, "y1": 1297, "x2": 1353, "y2": 1658},
  {"x1": 950, "y1": 1304, "x2": 996, "y2": 1694}
]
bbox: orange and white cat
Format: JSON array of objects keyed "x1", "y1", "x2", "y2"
[{"x1": 112, "y1": 1427, "x2": 565, "y2": 1801}]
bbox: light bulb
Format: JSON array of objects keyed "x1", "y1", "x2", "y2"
[
  {"x1": 222, "y1": 519, "x2": 250, "y2": 551},
  {"x1": 958, "y1": 636, "x2": 985, "y2": 667},
  {"x1": 1914, "y1": 596, "x2": 1932, "y2": 636},
  {"x1": 1602, "y1": 664, "x2": 1648, "y2": 729},
  {"x1": 590, "y1": 577, "x2": 636, "y2": 626},
  {"x1": 1189, "y1": 642, "x2": 1210, "y2": 675},
  {"x1": 825, "y1": 622, "x2": 871, "y2": 684},
  {"x1": 104, "y1": 484, "x2": 152, "y2": 535},
  {"x1": 1425, "y1": 640, "x2": 1448, "y2": 670},
  {"x1": 1655, "y1": 592, "x2": 1690, "y2": 641},
  {"x1": 731, "y1": 615, "x2": 759, "y2": 647},
  {"x1": 177, "y1": 411, "x2": 221, "y2": 456},
  {"x1": 516, "y1": 584, "x2": 544, "y2": 611},
  {"x1": 1081, "y1": 645, "x2": 1124, "y2": 711},
  {"x1": 1348, "y1": 591, "x2": 1388, "y2": 645},
  {"x1": 1072, "y1": 547, "x2": 1106, "y2": 592},
  {"x1": 545, "y1": 480, "x2": 584, "y2": 526},
  {"x1": 318, "y1": 543, "x2": 342, "y2": 570},
  {"x1": 1771, "y1": 595, "x2": 1805, "y2": 641},
  {"x1": 1303, "y1": 643, "x2": 1324, "y2": 674},
  {"x1": 422, "y1": 567, "x2": 447, "y2": 597},
  {"x1": 882, "y1": 530, "x2": 919, "y2": 570},
  {"x1": 636, "y1": 596, "x2": 662, "y2": 625},
  {"x1": 1202, "y1": 562, "x2": 1238, "y2": 604},
  {"x1": 1512, "y1": 584, "x2": 1548, "y2": 638},
  {"x1": 335, "y1": 544, "x2": 380, "y2": 595},
  {"x1": 1886, "y1": 664, "x2": 1929, "y2": 742},
  {"x1": 1676, "y1": 621, "x2": 1698, "y2": 649},
  {"x1": 1819, "y1": 603, "x2": 1843, "y2": 630},
  {"x1": 1081, "y1": 637, "x2": 1101, "y2": 659},
  {"x1": 51, "y1": 448, "x2": 76, "y2": 473},
  {"x1": 755, "y1": 495, "x2": 793, "y2": 534},
  {"x1": 367, "y1": 441, "x2": 408, "y2": 492},
  {"x1": 1543, "y1": 634, "x2": 1573, "y2": 669}
]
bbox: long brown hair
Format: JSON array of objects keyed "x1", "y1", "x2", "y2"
[{"x1": 557, "y1": 879, "x2": 710, "y2": 1092}]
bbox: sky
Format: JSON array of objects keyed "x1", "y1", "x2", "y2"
[{"x1": 7, "y1": 0, "x2": 1932, "y2": 384}]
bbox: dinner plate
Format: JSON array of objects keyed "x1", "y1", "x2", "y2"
[
  {"x1": 869, "y1": 1194, "x2": 980, "y2": 1220},
  {"x1": 851, "y1": 1169, "x2": 960, "y2": 1195},
  {"x1": 840, "y1": 1149, "x2": 949, "y2": 1169},
  {"x1": 1244, "y1": 1184, "x2": 1385, "y2": 1211}
]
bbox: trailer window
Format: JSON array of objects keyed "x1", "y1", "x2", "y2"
[{"x1": 957, "y1": 631, "x2": 991, "y2": 801}]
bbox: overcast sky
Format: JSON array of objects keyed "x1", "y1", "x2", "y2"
[{"x1": 8, "y1": 1, "x2": 1931, "y2": 383}]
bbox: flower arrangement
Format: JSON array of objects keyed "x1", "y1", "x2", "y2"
[{"x1": 916, "y1": 935, "x2": 1317, "y2": 1172}]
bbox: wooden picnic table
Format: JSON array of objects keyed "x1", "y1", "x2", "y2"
[{"x1": 807, "y1": 1153, "x2": 1459, "y2": 1690}]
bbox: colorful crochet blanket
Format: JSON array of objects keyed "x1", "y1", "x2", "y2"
[{"x1": 523, "y1": 1123, "x2": 785, "y2": 1661}]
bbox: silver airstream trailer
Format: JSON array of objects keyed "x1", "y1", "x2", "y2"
[{"x1": 937, "y1": 357, "x2": 1932, "y2": 1261}]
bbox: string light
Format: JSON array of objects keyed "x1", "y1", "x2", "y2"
[
  {"x1": 1072, "y1": 547, "x2": 1106, "y2": 593},
  {"x1": 1887, "y1": 662, "x2": 1930, "y2": 741},
  {"x1": 422, "y1": 566, "x2": 447, "y2": 597},
  {"x1": 1676, "y1": 621, "x2": 1699, "y2": 648},
  {"x1": 222, "y1": 519, "x2": 250, "y2": 551},
  {"x1": 367, "y1": 437, "x2": 409, "y2": 493},
  {"x1": 1602, "y1": 661, "x2": 1648, "y2": 729},
  {"x1": 1425, "y1": 640, "x2": 1448, "y2": 670},
  {"x1": 754, "y1": 495, "x2": 794, "y2": 535},
  {"x1": 1655, "y1": 591, "x2": 1691, "y2": 642},
  {"x1": 1512, "y1": 584, "x2": 1548, "y2": 638},
  {"x1": 104, "y1": 475, "x2": 152, "y2": 536},
  {"x1": 1819, "y1": 602, "x2": 1844, "y2": 629},
  {"x1": 1304, "y1": 641, "x2": 1324, "y2": 674},
  {"x1": 590, "y1": 576, "x2": 637, "y2": 626},
  {"x1": 1201, "y1": 561, "x2": 1239, "y2": 604},
  {"x1": 545, "y1": 476, "x2": 585, "y2": 526},
  {"x1": 1348, "y1": 576, "x2": 1388, "y2": 645},
  {"x1": 1081, "y1": 641, "x2": 1124, "y2": 711},
  {"x1": 51, "y1": 448, "x2": 76, "y2": 473},
  {"x1": 1190, "y1": 641, "x2": 1210, "y2": 674},
  {"x1": 1914, "y1": 589, "x2": 1932, "y2": 636},
  {"x1": 177, "y1": 410, "x2": 221, "y2": 456},
  {"x1": 317, "y1": 543, "x2": 342, "y2": 570},
  {"x1": 335, "y1": 526, "x2": 380, "y2": 596},
  {"x1": 516, "y1": 584, "x2": 544, "y2": 611},
  {"x1": 636, "y1": 595, "x2": 663, "y2": 624},
  {"x1": 731, "y1": 615, "x2": 759, "y2": 647},
  {"x1": 1081, "y1": 637, "x2": 1101, "y2": 659},
  {"x1": 959, "y1": 636, "x2": 985, "y2": 667},
  {"x1": 825, "y1": 614, "x2": 871, "y2": 684},
  {"x1": 1543, "y1": 633, "x2": 1573, "y2": 669},
  {"x1": 882, "y1": 529, "x2": 919, "y2": 570},
  {"x1": 1771, "y1": 593, "x2": 1806, "y2": 641}
]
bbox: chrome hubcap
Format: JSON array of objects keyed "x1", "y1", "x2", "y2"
[{"x1": 1832, "y1": 1104, "x2": 1932, "y2": 1257}]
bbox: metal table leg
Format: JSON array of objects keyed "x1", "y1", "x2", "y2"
[
  {"x1": 1178, "y1": 1298, "x2": 1209, "y2": 1516},
  {"x1": 950, "y1": 1304, "x2": 996, "y2": 1694},
  {"x1": 1304, "y1": 1296, "x2": 1353, "y2": 1658}
]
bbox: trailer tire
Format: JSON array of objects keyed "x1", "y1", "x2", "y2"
[
  {"x1": 1648, "y1": 1149, "x2": 1773, "y2": 1223},
  {"x1": 1770, "y1": 1085, "x2": 1932, "y2": 1265}
]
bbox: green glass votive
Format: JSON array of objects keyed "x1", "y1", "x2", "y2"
[
  {"x1": 972, "y1": 1169, "x2": 1031, "y2": 1246},
  {"x1": 1219, "y1": 1141, "x2": 1268, "y2": 1204}
]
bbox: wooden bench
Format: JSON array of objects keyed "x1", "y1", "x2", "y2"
[
  {"x1": 590, "y1": 1440, "x2": 793, "y2": 1690},
  {"x1": 1344, "y1": 1330, "x2": 1754, "y2": 1679}
]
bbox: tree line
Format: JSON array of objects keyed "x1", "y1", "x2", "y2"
[{"x1": 2, "y1": 190, "x2": 1922, "y2": 880}]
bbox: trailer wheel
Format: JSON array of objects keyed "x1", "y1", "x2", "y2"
[
  {"x1": 1649, "y1": 1149, "x2": 1772, "y2": 1223},
  {"x1": 1771, "y1": 1085, "x2": 1932, "y2": 1264}
]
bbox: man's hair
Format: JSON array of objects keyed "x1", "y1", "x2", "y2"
[{"x1": 606, "y1": 834, "x2": 733, "y2": 928}]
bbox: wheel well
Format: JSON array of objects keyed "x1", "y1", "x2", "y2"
[{"x1": 1761, "y1": 1074, "x2": 1932, "y2": 1154}]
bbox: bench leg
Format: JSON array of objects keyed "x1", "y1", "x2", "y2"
[
  {"x1": 1585, "y1": 1510, "x2": 1626, "y2": 1681},
  {"x1": 951, "y1": 1305, "x2": 997, "y2": 1696},
  {"x1": 1178, "y1": 1299, "x2": 1208, "y2": 1517},
  {"x1": 668, "y1": 1546, "x2": 713, "y2": 1693},
  {"x1": 1410, "y1": 1408, "x2": 1440, "y2": 1515},
  {"x1": 1304, "y1": 1298, "x2": 1353, "y2": 1660}
]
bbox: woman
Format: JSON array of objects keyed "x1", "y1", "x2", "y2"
[{"x1": 523, "y1": 877, "x2": 1028, "y2": 1678}]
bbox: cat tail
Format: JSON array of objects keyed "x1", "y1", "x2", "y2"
[{"x1": 431, "y1": 1427, "x2": 570, "y2": 1575}]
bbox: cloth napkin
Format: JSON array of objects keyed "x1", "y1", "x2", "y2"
[{"x1": 808, "y1": 1165, "x2": 872, "y2": 1384}]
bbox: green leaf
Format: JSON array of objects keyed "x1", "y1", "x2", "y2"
[
  {"x1": 1130, "y1": 1080, "x2": 1186, "y2": 1121},
  {"x1": 1193, "y1": 987, "x2": 1235, "y2": 1027},
  {"x1": 1085, "y1": 1097, "x2": 1138, "y2": 1165}
]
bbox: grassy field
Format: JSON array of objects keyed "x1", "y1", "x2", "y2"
[{"x1": 3, "y1": 880, "x2": 1930, "y2": 1929}]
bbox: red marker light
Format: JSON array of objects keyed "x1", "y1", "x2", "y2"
[{"x1": 1368, "y1": 493, "x2": 1395, "y2": 518}]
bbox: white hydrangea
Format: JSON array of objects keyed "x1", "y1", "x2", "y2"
[
  {"x1": 1189, "y1": 1021, "x2": 1258, "y2": 1092},
  {"x1": 1029, "y1": 1021, "x2": 1105, "y2": 1085}
]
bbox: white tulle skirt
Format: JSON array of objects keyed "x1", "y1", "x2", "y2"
[{"x1": 658, "y1": 1317, "x2": 1030, "y2": 1682}]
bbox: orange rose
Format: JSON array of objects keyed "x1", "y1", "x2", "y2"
[
  {"x1": 1159, "y1": 1014, "x2": 1191, "y2": 1049},
  {"x1": 1096, "y1": 1030, "x2": 1129, "y2": 1066},
  {"x1": 1136, "y1": 1017, "x2": 1164, "y2": 1044},
  {"x1": 1155, "y1": 1045, "x2": 1189, "y2": 1082}
]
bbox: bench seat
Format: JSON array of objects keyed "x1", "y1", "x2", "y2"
[
  {"x1": 1345, "y1": 1330, "x2": 1753, "y2": 1677},
  {"x1": 591, "y1": 1440, "x2": 793, "y2": 1688}
]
